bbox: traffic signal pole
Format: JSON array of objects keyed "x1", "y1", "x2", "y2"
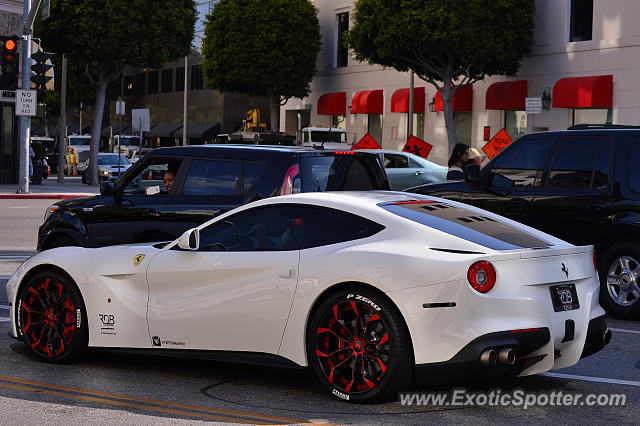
[{"x1": 17, "y1": 0, "x2": 33, "y2": 193}]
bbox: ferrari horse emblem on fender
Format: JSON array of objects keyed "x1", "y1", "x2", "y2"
[
  {"x1": 133, "y1": 254, "x2": 145, "y2": 267},
  {"x1": 5, "y1": 192, "x2": 611, "y2": 403}
]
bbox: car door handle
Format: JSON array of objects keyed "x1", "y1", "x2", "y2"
[
  {"x1": 510, "y1": 198, "x2": 528, "y2": 209},
  {"x1": 278, "y1": 268, "x2": 295, "y2": 279},
  {"x1": 415, "y1": 171, "x2": 424, "y2": 176}
]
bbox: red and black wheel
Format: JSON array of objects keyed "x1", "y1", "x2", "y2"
[
  {"x1": 17, "y1": 270, "x2": 88, "y2": 363},
  {"x1": 307, "y1": 288, "x2": 413, "y2": 403}
]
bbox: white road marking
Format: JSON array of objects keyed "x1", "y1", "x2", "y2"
[
  {"x1": 541, "y1": 372, "x2": 640, "y2": 387},
  {"x1": 609, "y1": 327, "x2": 640, "y2": 335}
]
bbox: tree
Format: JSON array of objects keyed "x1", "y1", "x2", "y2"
[
  {"x1": 347, "y1": 0, "x2": 536, "y2": 152},
  {"x1": 35, "y1": 0, "x2": 197, "y2": 185},
  {"x1": 202, "y1": 0, "x2": 320, "y2": 132}
]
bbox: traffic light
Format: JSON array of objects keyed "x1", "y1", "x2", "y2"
[
  {"x1": 31, "y1": 46, "x2": 54, "y2": 91},
  {"x1": 1, "y1": 37, "x2": 19, "y2": 90}
]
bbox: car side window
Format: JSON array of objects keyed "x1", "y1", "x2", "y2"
[
  {"x1": 243, "y1": 161, "x2": 266, "y2": 195},
  {"x1": 384, "y1": 153, "x2": 409, "y2": 168},
  {"x1": 407, "y1": 157, "x2": 422, "y2": 168},
  {"x1": 183, "y1": 159, "x2": 241, "y2": 196},
  {"x1": 197, "y1": 205, "x2": 384, "y2": 252},
  {"x1": 547, "y1": 136, "x2": 605, "y2": 189},
  {"x1": 122, "y1": 158, "x2": 182, "y2": 195},
  {"x1": 490, "y1": 137, "x2": 553, "y2": 188}
]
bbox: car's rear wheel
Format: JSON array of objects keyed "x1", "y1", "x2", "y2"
[
  {"x1": 307, "y1": 288, "x2": 413, "y2": 403},
  {"x1": 17, "y1": 270, "x2": 88, "y2": 363},
  {"x1": 599, "y1": 242, "x2": 640, "y2": 319}
]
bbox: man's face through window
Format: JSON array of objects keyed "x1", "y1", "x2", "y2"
[{"x1": 164, "y1": 170, "x2": 176, "y2": 191}]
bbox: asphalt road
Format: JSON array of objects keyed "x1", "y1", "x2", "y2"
[{"x1": 0, "y1": 200, "x2": 639, "y2": 424}]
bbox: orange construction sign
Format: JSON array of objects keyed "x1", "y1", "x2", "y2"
[
  {"x1": 352, "y1": 133, "x2": 382, "y2": 150},
  {"x1": 402, "y1": 135, "x2": 433, "y2": 159},
  {"x1": 482, "y1": 128, "x2": 513, "y2": 160}
]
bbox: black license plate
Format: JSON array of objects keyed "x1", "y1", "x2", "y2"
[{"x1": 550, "y1": 284, "x2": 580, "y2": 312}]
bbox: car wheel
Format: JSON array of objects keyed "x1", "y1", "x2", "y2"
[
  {"x1": 47, "y1": 236, "x2": 75, "y2": 250},
  {"x1": 599, "y1": 242, "x2": 640, "y2": 320},
  {"x1": 17, "y1": 270, "x2": 88, "y2": 363},
  {"x1": 307, "y1": 288, "x2": 413, "y2": 403}
]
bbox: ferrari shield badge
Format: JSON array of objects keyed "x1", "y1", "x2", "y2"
[{"x1": 133, "y1": 254, "x2": 145, "y2": 267}]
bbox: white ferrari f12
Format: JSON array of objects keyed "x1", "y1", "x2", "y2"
[{"x1": 6, "y1": 192, "x2": 610, "y2": 402}]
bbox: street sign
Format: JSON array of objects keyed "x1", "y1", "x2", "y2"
[
  {"x1": 352, "y1": 133, "x2": 381, "y2": 150},
  {"x1": 482, "y1": 128, "x2": 513, "y2": 160},
  {"x1": 15, "y1": 90, "x2": 37, "y2": 116},
  {"x1": 131, "y1": 108, "x2": 150, "y2": 132},
  {"x1": 525, "y1": 97, "x2": 542, "y2": 114},
  {"x1": 402, "y1": 135, "x2": 433, "y2": 159}
]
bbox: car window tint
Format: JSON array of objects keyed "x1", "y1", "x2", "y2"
[
  {"x1": 592, "y1": 139, "x2": 609, "y2": 189},
  {"x1": 407, "y1": 157, "x2": 422, "y2": 168},
  {"x1": 385, "y1": 153, "x2": 409, "y2": 168},
  {"x1": 183, "y1": 159, "x2": 241, "y2": 196},
  {"x1": 380, "y1": 200, "x2": 551, "y2": 250},
  {"x1": 490, "y1": 137, "x2": 553, "y2": 188},
  {"x1": 122, "y1": 158, "x2": 182, "y2": 195},
  {"x1": 243, "y1": 161, "x2": 265, "y2": 195},
  {"x1": 547, "y1": 136, "x2": 604, "y2": 189},
  {"x1": 629, "y1": 138, "x2": 640, "y2": 193},
  {"x1": 198, "y1": 205, "x2": 384, "y2": 252},
  {"x1": 300, "y1": 154, "x2": 388, "y2": 192}
]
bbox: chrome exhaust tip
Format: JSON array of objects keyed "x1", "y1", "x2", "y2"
[
  {"x1": 603, "y1": 329, "x2": 612, "y2": 346},
  {"x1": 498, "y1": 347, "x2": 516, "y2": 365},
  {"x1": 480, "y1": 349, "x2": 497, "y2": 367}
]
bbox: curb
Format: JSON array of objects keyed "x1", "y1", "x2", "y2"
[{"x1": 0, "y1": 194, "x2": 95, "y2": 200}]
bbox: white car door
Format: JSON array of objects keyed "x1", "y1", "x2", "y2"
[{"x1": 146, "y1": 206, "x2": 302, "y2": 354}]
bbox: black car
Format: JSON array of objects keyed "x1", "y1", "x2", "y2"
[
  {"x1": 407, "y1": 125, "x2": 640, "y2": 319},
  {"x1": 39, "y1": 145, "x2": 389, "y2": 251}
]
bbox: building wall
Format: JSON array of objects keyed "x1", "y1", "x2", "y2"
[{"x1": 283, "y1": 0, "x2": 640, "y2": 166}]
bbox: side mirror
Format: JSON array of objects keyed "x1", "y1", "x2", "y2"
[
  {"x1": 100, "y1": 181, "x2": 115, "y2": 196},
  {"x1": 177, "y1": 228, "x2": 200, "y2": 251},
  {"x1": 464, "y1": 164, "x2": 480, "y2": 184}
]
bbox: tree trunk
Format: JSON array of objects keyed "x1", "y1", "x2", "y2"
[
  {"x1": 441, "y1": 83, "x2": 458, "y2": 154},
  {"x1": 270, "y1": 95, "x2": 280, "y2": 132},
  {"x1": 89, "y1": 75, "x2": 108, "y2": 186}
]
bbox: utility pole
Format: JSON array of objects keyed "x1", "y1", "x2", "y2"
[
  {"x1": 408, "y1": 70, "x2": 414, "y2": 137},
  {"x1": 182, "y1": 56, "x2": 187, "y2": 146},
  {"x1": 57, "y1": 54, "x2": 66, "y2": 183},
  {"x1": 17, "y1": 0, "x2": 41, "y2": 193}
]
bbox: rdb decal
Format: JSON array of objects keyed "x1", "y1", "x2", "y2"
[{"x1": 346, "y1": 294, "x2": 381, "y2": 311}]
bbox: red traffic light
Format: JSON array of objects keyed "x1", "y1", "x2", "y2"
[{"x1": 4, "y1": 39, "x2": 15, "y2": 51}]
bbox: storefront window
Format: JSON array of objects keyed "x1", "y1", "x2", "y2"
[
  {"x1": 410, "y1": 113, "x2": 425, "y2": 139},
  {"x1": 454, "y1": 112, "x2": 472, "y2": 146},
  {"x1": 332, "y1": 114, "x2": 346, "y2": 129},
  {"x1": 368, "y1": 114, "x2": 383, "y2": 143},
  {"x1": 573, "y1": 109, "x2": 612, "y2": 125},
  {"x1": 505, "y1": 110, "x2": 528, "y2": 140}
]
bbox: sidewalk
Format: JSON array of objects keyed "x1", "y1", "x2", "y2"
[{"x1": 0, "y1": 175, "x2": 99, "y2": 199}]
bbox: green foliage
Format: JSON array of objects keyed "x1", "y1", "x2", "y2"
[
  {"x1": 347, "y1": 0, "x2": 536, "y2": 83},
  {"x1": 202, "y1": 0, "x2": 321, "y2": 101}
]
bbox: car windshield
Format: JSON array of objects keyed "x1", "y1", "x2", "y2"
[
  {"x1": 301, "y1": 153, "x2": 389, "y2": 192},
  {"x1": 379, "y1": 200, "x2": 551, "y2": 250},
  {"x1": 98, "y1": 154, "x2": 130, "y2": 166},
  {"x1": 309, "y1": 131, "x2": 347, "y2": 143},
  {"x1": 69, "y1": 138, "x2": 90, "y2": 146}
]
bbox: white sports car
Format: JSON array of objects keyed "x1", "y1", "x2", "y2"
[{"x1": 6, "y1": 192, "x2": 610, "y2": 402}]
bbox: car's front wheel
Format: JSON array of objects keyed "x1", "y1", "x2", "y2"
[
  {"x1": 17, "y1": 270, "x2": 88, "y2": 363},
  {"x1": 307, "y1": 288, "x2": 413, "y2": 403},
  {"x1": 599, "y1": 242, "x2": 640, "y2": 320}
]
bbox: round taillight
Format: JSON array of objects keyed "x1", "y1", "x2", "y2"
[
  {"x1": 467, "y1": 261, "x2": 496, "y2": 293},
  {"x1": 593, "y1": 251, "x2": 597, "y2": 272}
]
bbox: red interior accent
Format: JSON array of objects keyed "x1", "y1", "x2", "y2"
[{"x1": 510, "y1": 328, "x2": 541, "y2": 333}]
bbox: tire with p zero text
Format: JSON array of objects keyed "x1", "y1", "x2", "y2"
[
  {"x1": 17, "y1": 270, "x2": 88, "y2": 363},
  {"x1": 307, "y1": 288, "x2": 413, "y2": 403}
]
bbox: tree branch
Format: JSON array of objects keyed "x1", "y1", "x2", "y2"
[{"x1": 84, "y1": 65, "x2": 98, "y2": 86}]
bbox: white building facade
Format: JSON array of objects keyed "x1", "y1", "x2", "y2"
[{"x1": 281, "y1": 0, "x2": 640, "y2": 165}]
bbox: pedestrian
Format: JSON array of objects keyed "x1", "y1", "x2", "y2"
[
  {"x1": 29, "y1": 145, "x2": 35, "y2": 179},
  {"x1": 447, "y1": 143, "x2": 469, "y2": 180},
  {"x1": 466, "y1": 148, "x2": 487, "y2": 167}
]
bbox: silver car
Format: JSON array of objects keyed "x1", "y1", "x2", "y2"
[{"x1": 361, "y1": 149, "x2": 447, "y2": 190}]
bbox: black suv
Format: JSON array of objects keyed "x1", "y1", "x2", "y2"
[
  {"x1": 38, "y1": 145, "x2": 389, "y2": 251},
  {"x1": 408, "y1": 125, "x2": 640, "y2": 319}
]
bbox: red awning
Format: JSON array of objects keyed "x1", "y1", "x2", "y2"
[
  {"x1": 317, "y1": 92, "x2": 346, "y2": 115},
  {"x1": 391, "y1": 87, "x2": 425, "y2": 113},
  {"x1": 351, "y1": 89, "x2": 384, "y2": 114},
  {"x1": 552, "y1": 75, "x2": 613, "y2": 108},
  {"x1": 434, "y1": 85, "x2": 473, "y2": 112},
  {"x1": 485, "y1": 80, "x2": 528, "y2": 110}
]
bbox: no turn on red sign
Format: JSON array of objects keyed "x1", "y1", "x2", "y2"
[{"x1": 15, "y1": 90, "x2": 37, "y2": 116}]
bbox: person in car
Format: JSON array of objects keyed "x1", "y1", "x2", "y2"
[
  {"x1": 163, "y1": 169, "x2": 176, "y2": 192},
  {"x1": 467, "y1": 148, "x2": 487, "y2": 167},
  {"x1": 447, "y1": 143, "x2": 469, "y2": 180}
]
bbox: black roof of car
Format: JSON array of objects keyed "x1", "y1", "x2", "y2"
[{"x1": 152, "y1": 144, "x2": 355, "y2": 156}]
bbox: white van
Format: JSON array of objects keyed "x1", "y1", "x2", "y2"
[{"x1": 300, "y1": 127, "x2": 349, "y2": 150}]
